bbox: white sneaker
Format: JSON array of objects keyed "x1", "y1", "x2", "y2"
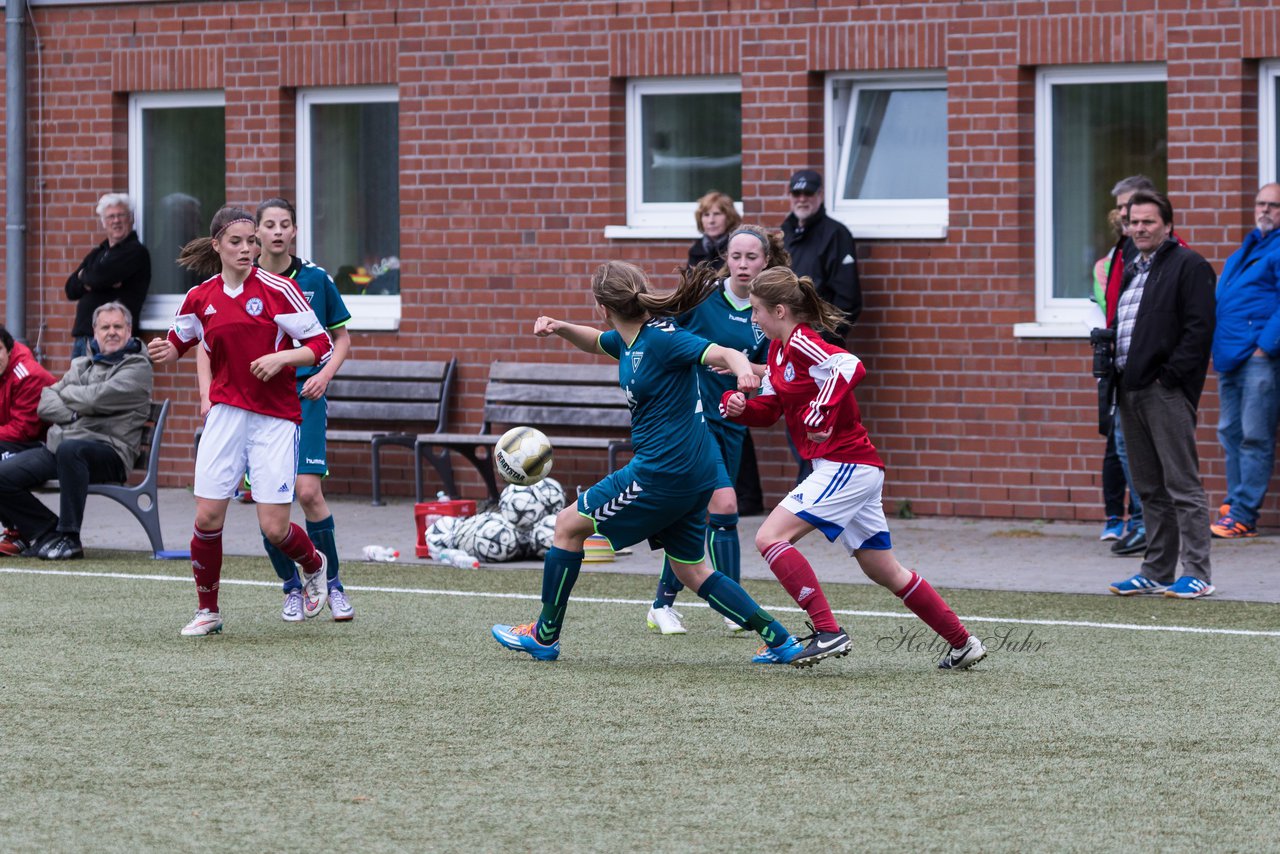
[
  {"x1": 281, "y1": 590, "x2": 305, "y2": 622},
  {"x1": 724, "y1": 615, "x2": 749, "y2": 634},
  {"x1": 181, "y1": 608, "x2": 223, "y2": 637},
  {"x1": 938, "y1": 635, "x2": 987, "y2": 670},
  {"x1": 646, "y1": 605, "x2": 686, "y2": 635},
  {"x1": 329, "y1": 587, "x2": 354, "y2": 622},
  {"x1": 301, "y1": 553, "x2": 329, "y2": 618}
]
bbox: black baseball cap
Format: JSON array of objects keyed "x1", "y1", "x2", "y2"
[{"x1": 788, "y1": 170, "x2": 822, "y2": 194}]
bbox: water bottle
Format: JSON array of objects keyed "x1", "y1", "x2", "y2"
[
  {"x1": 432, "y1": 546, "x2": 480, "y2": 570},
  {"x1": 362, "y1": 545, "x2": 400, "y2": 562}
]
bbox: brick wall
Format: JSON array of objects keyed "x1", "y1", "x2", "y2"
[{"x1": 2, "y1": 0, "x2": 1278, "y2": 522}]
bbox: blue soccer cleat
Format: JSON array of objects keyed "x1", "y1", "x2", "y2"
[
  {"x1": 751, "y1": 635, "x2": 804, "y2": 665},
  {"x1": 492, "y1": 622, "x2": 561, "y2": 661},
  {"x1": 1163, "y1": 576, "x2": 1215, "y2": 599},
  {"x1": 1108, "y1": 573, "x2": 1167, "y2": 596}
]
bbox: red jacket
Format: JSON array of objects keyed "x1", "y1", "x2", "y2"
[{"x1": 0, "y1": 341, "x2": 56, "y2": 444}]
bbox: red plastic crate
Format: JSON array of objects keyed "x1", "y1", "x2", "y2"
[{"x1": 414, "y1": 500, "x2": 477, "y2": 558}]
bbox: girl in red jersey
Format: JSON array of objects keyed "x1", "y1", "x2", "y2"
[
  {"x1": 722, "y1": 267, "x2": 987, "y2": 670},
  {"x1": 147, "y1": 206, "x2": 334, "y2": 637}
]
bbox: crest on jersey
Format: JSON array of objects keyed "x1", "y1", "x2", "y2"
[
  {"x1": 752, "y1": 323, "x2": 765, "y2": 344},
  {"x1": 245, "y1": 297, "x2": 264, "y2": 317},
  {"x1": 631, "y1": 352, "x2": 644, "y2": 371},
  {"x1": 784, "y1": 361, "x2": 795, "y2": 382}
]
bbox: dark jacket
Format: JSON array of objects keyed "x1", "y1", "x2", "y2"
[
  {"x1": 687, "y1": 233, "x2": 729, "y2": 271},
  {"x1": 781, "y1": 204, "x2": 861, "y2": 324},
  {"x1": 1211, "y1": 226, "x2": 1280, "y2": 374},
  {"x1": 1107, "y1": 239, "x2": 1216, "y2": 408},
  {"x1": 64, "y1": 231, "x2": 151, "y2": 338}
]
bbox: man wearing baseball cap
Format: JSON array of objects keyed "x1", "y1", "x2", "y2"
[{"x1": 781, "y1": 169, "x2": 862, "y2": 335}]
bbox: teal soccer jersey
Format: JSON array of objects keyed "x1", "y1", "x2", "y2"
[
  {"x1": 676, "y1": 282, "x2": 767, "y2": 434},
  {"x1": 282, "y1": 256, "x2": 351, "y2": 379},
  {"x1": 598, "y1": 318, "x2": 719, "y2": 492}
]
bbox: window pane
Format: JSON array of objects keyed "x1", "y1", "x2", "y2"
[
  {"x1": 309, "y1": 101, "x2": 400, "y2": 296},
  {"x1": 142, "y1": 107, "x2": 225, "y2": 295},
  {"x1": 640, "y1": 92, "x2": 741, "y2": 203},
  {"x1": 1051, "y1": 81, "x2": 1167, "y2": 300},
  {"x1": 844, "y1": 88, "x2": 946, "y2": 199}
]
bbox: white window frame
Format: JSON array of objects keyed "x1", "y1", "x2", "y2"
[
  {"x1": 128, "y1": 90, "x2": 225, "y2": 331},
  {"x1": 297, "y1": 85, "x2": 401, "y2": 331},
  {"x1": 1261, "y1": 60, "x2": 1280, "y2": 186},
  {"x1": 824, "y1": 71, "x2": 949, "y2": 240},
  {"x1": 1018, "y1": 63, "x2": 1166, "y2": 339},
  {"x1": 605, "y1": 75, "x2": 742, "y2": 240}
]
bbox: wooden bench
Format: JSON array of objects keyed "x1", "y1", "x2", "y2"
[
  {"x1": 415, "y1": 361, "x2": 632, "y2": 503},
  {"x1": 323, "y1": 357, "x2": 459, "y2": 505}
]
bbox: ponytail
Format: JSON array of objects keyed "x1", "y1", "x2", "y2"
[
  {"x1": 749, "y1": 267, "x2": 847, "y2": 333},
  {"x1": 176, "y1": 205, "x2": 257, "y2": 279}
]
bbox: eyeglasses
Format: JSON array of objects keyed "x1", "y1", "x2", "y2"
[
  {"x1": 1256, "y1": 201, "x2": 1280, "y2": 210},
  {"x1": 790, "y1": 190, "x2": 816, "y2": 198}
]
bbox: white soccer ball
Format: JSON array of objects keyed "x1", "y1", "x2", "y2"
[
  {"x1": 450, "y1": 514, "x2": 483, "y2": 557},
  {"x1": 498, "y1": 484, "x2": 547, "y2": 531},
  {"x1": 528, "y1": 476, "x2": 566, "y2": 515},
  {"x1": 530, "y1": 513, "x2": 557, "y2": 558},
  {"x1": 515, "y1": 526, "x2": 535, "y2": 559},
  {"x1": 494, "y1": 426, "x2": 553, "y2": 486},
  {"x1": 424, "y1": 515, "x2": 459, "y2": 552},
  {"x1": 471, "y1": 511, "x2": 521, "y2": 563}
]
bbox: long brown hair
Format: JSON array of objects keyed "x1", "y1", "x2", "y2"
[
  {"x1": 638, "y1": 224, "x2": 793, "y2": 317},
  {"x1": 717, "y1": 225, "x2": 790, "y2": 277},
  {"x1": 176, "y1": 205, "x2": 256, "y2": 278},
  {"x1": 749, "y1": 267, "x2": 847, "y2": 333},
  {"x1": 590, "y1": 260, "x2": 652, "y2": 322}
]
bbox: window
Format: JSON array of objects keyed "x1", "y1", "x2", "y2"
[
  {"x1": 607, "y1": 76, "x2": 742, "y2": 238},
  {"x1": 1022, "y1": 64, "x2": 1167, "y2": 337},
  {"x1": 128, "y1": 91, "x2": 226, "y2": 329},
  {"x1": 826, "y1": 72, "x2": 948, "y2": 238},
  {"x1": 297, "y1": 87, "x2": 400, "y2": 331},
  {"x1": 1262, "y1": 61, "x2": 1280, "y2": 185}
]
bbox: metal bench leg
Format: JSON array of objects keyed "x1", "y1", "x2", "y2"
[
  {"x1": 89, "y1": 484, "x2": 166, "y2": 558},
  {"x1": 370, "y1": 439, "x2": 385, "y2": 506},
  {"x1": 417, "y1": 444, "x2": 457, "y2": 501}
]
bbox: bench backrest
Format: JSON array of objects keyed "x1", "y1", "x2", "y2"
[
  {"x1": 134, "y1": 400, "x2": 170, "y2": 471},
  {"x1": 482, "y1": 361, "x2": 629, "y2": 433},
  {"x1": 326, "y1": 358, "x2": 458, "y2": 431}
]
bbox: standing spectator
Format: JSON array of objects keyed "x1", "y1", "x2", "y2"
[
  {"x1": 780, "y1": 170, "x2": 861, "y2": 332},
  {"x1": 0, "y1": 325, "x2": 57, "y2": 554},
  {"x1": 1210, "y1": 183, "x2": 1280, "y2": 539},
  {"x1": 64, "y1": 194, "x2": 152, "y2": 360},
  {"x1": 687, "y1": 191, "x2": 741, "y2": 271},
  {"x1": 0, "y1": 302, "x2": 152, "y2": 560},
  {"x1": 1106, "y1": 191, "x2": 1217, "y2": 599}
]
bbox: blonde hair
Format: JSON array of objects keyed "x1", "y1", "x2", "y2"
[
  {"x1": 748, "y1": 267, "x2": 847, "y2": 333},
  {"x1": 177, "y1": 205, "x2": 256, "y2": 278},
  {"x1": 694, "y1": 191, "x2": 741, "y2": 234}
]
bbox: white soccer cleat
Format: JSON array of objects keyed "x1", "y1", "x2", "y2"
[
  {"x1": 281, "y1": 590, "x2": 305, "y2": 623},
  {"x1": 724, "y1": 615, "x2": 749, "y2": 634},
  {"x1": 301, "y1": 553, "x2": 329, "y2": 618},
  {"x1": 181, "y1": 608, "x2": 223, "y2": 637},
  {"x1": 938, "y1": 635, "x2": 987, "y2": 671},
  {"x1": 646, "y1": 605, "x2": 687, "y2": 635},
  {"x1": 329, "y1": 587, "x2": 354, "y2": 622}
]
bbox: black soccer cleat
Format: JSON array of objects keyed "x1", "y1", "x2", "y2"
[{"x1": 789, "y1": 624, "x2": 852, "y2": 669}]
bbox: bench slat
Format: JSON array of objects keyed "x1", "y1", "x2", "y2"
[
  {"x1": 485, "y1": 384, "x2": 627, "y2": 407},
  {"x1": 487, "y1": 403, "x2": 630, "y2": 429},
  {"x1": 328, "y1": 401, "x2": 441, "y2": 422},
  {"x1": 488, "y1": 362, "x2": 618, "y2": 384},
  {"x1": 328, "y1": 379, "x2": 443, "y2": 403},
  {"x1": 338, "y1": 359, "x2": 451, "y2": 381},
  {"x1": 420, "y1": 432, "x2": 624, "y2": 450}
]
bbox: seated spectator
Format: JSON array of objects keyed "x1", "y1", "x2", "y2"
[{"x1": 0, "y1": 302, "x2": 153, "y2": 559}]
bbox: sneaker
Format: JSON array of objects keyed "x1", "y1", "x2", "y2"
[
  {"x1": 181, "y1": 608, "x2": 223, "y2": 636},
  {"x1": 329, "y1": 587, "x2": 354, "y2": 622},
  {"x1": 789, "y1": 624, "x2": 852, "y2": 669},
  {"x1": 1210, "y1": 515, "x2": 1257, "y2": 539},
  {"x1": 938, "y1": 635, "x2": 987, "y2": 670},
  {"x1": 38, "y1": 533, "x2": 84, "y2": 561},
  {"x1": 1111, "y1": 527, "x2": 1147, "y2": 556},
  {"x1": 300, "y1": 553, "x2": 329, "y2": 618},
  {"x1": 281, "y1": 590, "x2": 305, "y2": 622},
  {"x1": 1108, "y1": 573, "x2": 1168, "y2": 596},
  {"x1": 1164, "y1": 576, "x2": 1215, "y2": 599},
  {"x1": 492, "y1": 622, "x2": 560, "y2": 661},
  {"x1": 723, "y1": 615, "x2": 749, "y2": 634},
  {"x1": 646, "y1": 605, "x2": 687, "y2": 635},
  {"x1": 20, "y1": 531, "x2": 58, "y2": 558},
  {"x1": 1100, "y1": 517, "x2": 1125, "y2": 541},
  {"x1": 751, "y1": 635, "x2": 804, "y2": 664},
  {"x1": 1219, "y1": 502, "x2": 1231, "y2": 518},
  {"x1": 0, "y1": 529, "x2": 29, "y2": 556}
]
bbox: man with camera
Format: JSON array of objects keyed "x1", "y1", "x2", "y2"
[{"x1": 1101, "y1": 191, "x2": 1216, "y2": 599}]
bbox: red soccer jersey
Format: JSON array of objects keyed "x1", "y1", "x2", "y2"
[
  {"x1": 721, "y1": 323, "x2": 883, "y2": 467},
  {"x1": 166, "y1": 268, "x2": 332, "y2": 423}
]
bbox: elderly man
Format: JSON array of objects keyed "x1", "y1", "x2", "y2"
[
  {"x1": 1106, "y1": 191, "x2": 1217, "y2": 599},
  {"x1": 780, "y1": 169, "x2": 862, "y2": 332},
  {"x1": 1209, "y1": 183, "x2": 1280, "y2": 539},
  {"x1": 64, "y1": 193, "x2": 151, "y2": 360},
  {"x1": 0, "y1": 302, "x2": 153, "y2": 560}
]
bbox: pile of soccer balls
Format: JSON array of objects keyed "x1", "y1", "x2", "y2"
[{"x1": 423, "y1": 477, "x2": 566, "y2": 564}]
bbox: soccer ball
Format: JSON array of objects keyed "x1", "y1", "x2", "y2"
[
  {"x1": 498, "y1": 484, "x2": 546, "y2": 531},
  {"x1": 530, "y1": 514, "x2": 557, "y2": 558},
  {"x1": 424, "y1": 515, "x2": 459, "y2": 552},
  {"x1": 471, "y1": 512, "x2": 521, "y2": 563},
  {"x1": 494, "y1": 426, "x2": 553, "y2": 486},
  {"x1": 529, "y1": 476, "x2": 566, "y2": 516},
  {"x1": 450, "y1": 514, "x2": 483, "y2": 557}
]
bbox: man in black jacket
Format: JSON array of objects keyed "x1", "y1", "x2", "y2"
[
  {"x1": 64, "y1": 194, "x2": 151, "y2": 360},
  {"x1": 780, "y1": 170, "x2": 861, "y2": 333},
  {"x1": 1106, "y1": 190, "x2": 1216, "y2": 599}
]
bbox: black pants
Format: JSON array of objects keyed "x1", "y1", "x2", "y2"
[
  {"x1": 0, "y1": 441, "x2": 126, "y2": 540},
  {"x1": 0, "y1": 440, "x2": 42, "y2": 460}
]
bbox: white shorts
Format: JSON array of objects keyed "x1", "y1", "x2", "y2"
[
  {"x1": 779, "y1": 458, "x2": 893, "y2": 554},
  {"x1": 194, "y1": 404, "x2": 299, "y2": 504}
]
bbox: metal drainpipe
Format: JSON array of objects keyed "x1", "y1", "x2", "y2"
[{"x1": 5, "y1": 0, "x2": 26, "y2": 340}]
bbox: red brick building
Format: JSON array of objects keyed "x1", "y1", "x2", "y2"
[{"x1": 2, "y1": 0, "x2": 1279, "y2": 522}]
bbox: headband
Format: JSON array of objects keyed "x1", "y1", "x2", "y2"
[
  {"x1": 213, "y1": 217, "x2": 255, "y2": 240},
  {"x1": 727, "y1": 228, "x2": 770, "y2": 251}
]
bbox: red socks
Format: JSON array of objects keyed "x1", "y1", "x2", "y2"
[
  {"x1": 762, "y1": 541, "x2": 839, "y2": 633},
  {"x1": 895, "y1": 570, "x2": 969, "y2": 647},
  {"x1": 275, "y1": 522, "x2": 323, "y2": 575},
  {"x1": 190, "y1": 525, "x2": 223, "y2": 612}
]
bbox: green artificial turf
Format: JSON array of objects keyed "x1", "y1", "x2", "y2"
[{"x1": 1, "y1": 553, "x2": 1277, "y2": 852}]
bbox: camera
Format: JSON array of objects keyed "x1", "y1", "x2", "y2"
[{"x1": 1090, "y1": 327, "x2": 1116, "y2": 379}]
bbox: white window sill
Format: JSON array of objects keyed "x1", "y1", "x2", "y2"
[
  {"x1": 604, "y1": 225, "x2": 701, "y2": 241},
  {"x1": 849, "y1": 223, "x2": 948, "y2": 240},
  {"x1": 1012, "y1": 321, "x2": 1094, "y2": 339},
  {"x1": 140, "y1": 294, "x2": 401, "y2": 334}
]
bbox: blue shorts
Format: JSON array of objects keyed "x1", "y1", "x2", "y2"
[
  {"x1": 296, "y1": 392, "x2": 329, "y2": 476},
  {"x1": 577, "y1": 463, "x2": 714, "y2": 564},
  {"x1": 708, "y1": 421, "x2": 744, "y2": 490}
]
